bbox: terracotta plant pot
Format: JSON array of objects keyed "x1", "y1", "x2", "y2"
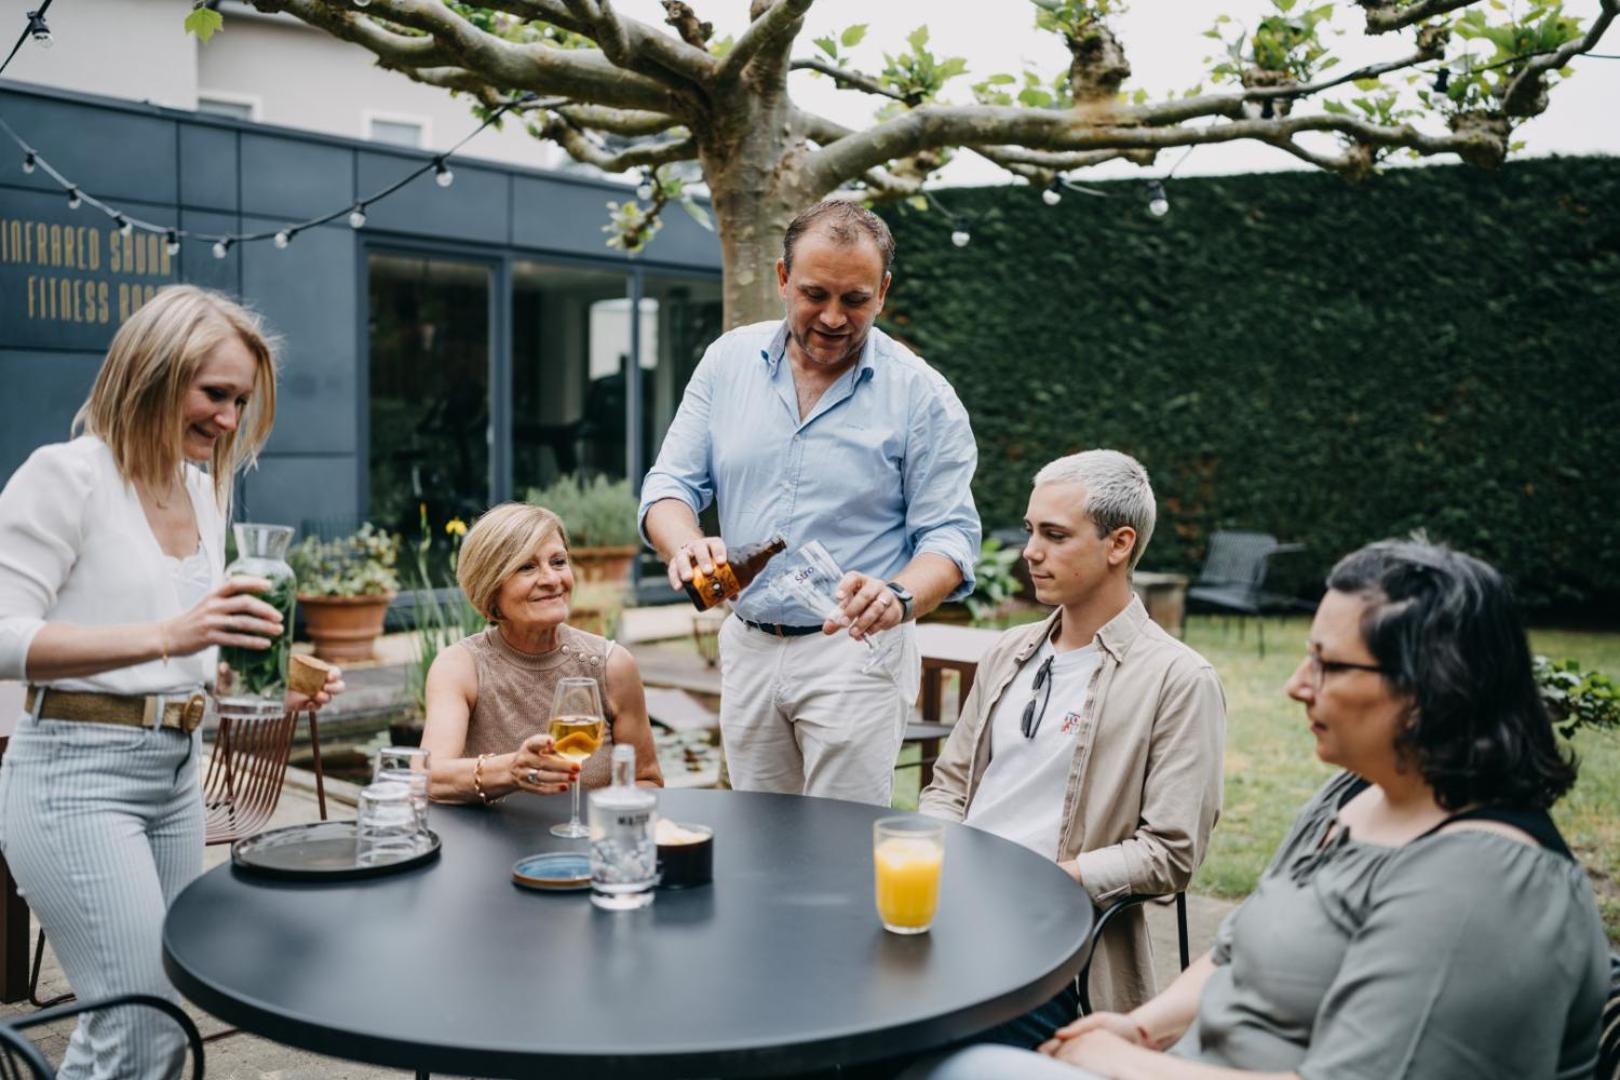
[
  {"x1": 570, "y1": 545, "x2": 638, "y2": 586},
  {"x1": 299, "y1": 592, "x2": 395, "y2": 662}
]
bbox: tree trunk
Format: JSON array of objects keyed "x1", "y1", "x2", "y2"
[{"x1": 712, "y1": 189, "x2": 788, "y2": 328}]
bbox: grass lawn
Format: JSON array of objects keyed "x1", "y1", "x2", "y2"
[{"x1": 893, "y1": 613, "x2": 1620, "y2": 944}]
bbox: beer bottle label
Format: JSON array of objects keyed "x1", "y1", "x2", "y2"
[{"x1": 684, "y1": 563, "x2": 742, "y2": 610}]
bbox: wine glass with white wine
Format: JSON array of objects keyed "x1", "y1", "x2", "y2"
[{"x1": 548, "y1": 676, "x2": 606, "y2": 839}]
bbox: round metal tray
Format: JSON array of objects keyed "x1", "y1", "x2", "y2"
[{"x1": 231, "y1": 820, "x2": 441, "y2": 881}]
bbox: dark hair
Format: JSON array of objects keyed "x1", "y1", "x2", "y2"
[
  {"x1": 782, "y1": 201, "x2": 896, "y2": 276},
  {"x1": 1326, "y1": 538, "x2": 1576, "y2": 810}
]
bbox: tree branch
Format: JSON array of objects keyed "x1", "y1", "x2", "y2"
[
  {"x1": 1360, "y1": 0, "x2": 1478, "y2": 35},
  {"x1": 531, "y1": 114, "x2": 698, "y2": 171},
  {"x1": 789, "y1": 57, "x2": 906, "y2": 101},
  {"x1": 801, "y1": 101, "x2": 1513, "y2": 195},
  {"x1": 717, "y1": 0, "x2": 815, "y2": 86},
  {"x1": 1501, "y1": 0, "x2": 1619, "y2": 116},
  {"x1": 250, "y1": 0, "x2": 455, "y2": 67},
  {"x1": 555, "y1": 104, "x2": 686, "y2": 136},
  {"x1": 970, "y1": 145, "x2": 1130, "y2": 171},
  {"x1": 261, "y1": 0, "x2": 683, "y2": 114}
]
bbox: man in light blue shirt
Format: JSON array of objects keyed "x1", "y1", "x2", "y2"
[{"x1": 639, "y1": 201, "x2": 981, "y2": 805}]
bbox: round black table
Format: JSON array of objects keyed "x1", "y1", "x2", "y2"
[{"x1": 163, "y1": 789, "x2": 1094, "y2": 1077}]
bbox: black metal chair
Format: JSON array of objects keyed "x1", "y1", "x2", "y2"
[
  {"x1": 1076, "y1": 892, "x2": 1191, "y2": 1015},
  {"x1": 1, "y1": 992, "x2": 204, "y2": 1078},
  {"x1": 1185, "y1": 530, "x2": 1309, "y2": 657}
]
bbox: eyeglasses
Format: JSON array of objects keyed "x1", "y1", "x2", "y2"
[
  {"x1": 1302, "y1": 652, "x2": 1387, "y2": 692},
  {"x1": 1021, "y1": 655, "x2": 1056, "y2": 739}
]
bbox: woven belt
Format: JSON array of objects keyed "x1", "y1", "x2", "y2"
[
  {"x1": 25, "y1": 687, "x2": 208, "y2": 733},
  {"x1": 740, "y1": 619, "x2": 823, "y2": 638}
]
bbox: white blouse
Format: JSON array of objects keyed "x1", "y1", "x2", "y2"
[{"x1": 0, "y1": 435, "x2": 224, "y2": 695}]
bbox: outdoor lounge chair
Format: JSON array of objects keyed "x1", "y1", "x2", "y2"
[
  {"x1": 1, "y1": 992, "x2": 204, "y2": 1078},
  {"x1": 1185, "y1": 530, "x2": 1309, "y2": 657}
]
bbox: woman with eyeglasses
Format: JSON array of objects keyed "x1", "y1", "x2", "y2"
[{"x1": 913, "y1": 538, "x2": 1608, "y2": 1080}]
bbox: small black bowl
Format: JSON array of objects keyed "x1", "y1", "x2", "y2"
[{"x1": 656, "y1": 824, "x2": 713, "y2": 889}]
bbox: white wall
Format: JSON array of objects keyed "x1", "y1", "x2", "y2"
[
  {"x1": 3, "y1": 0, "x2": 199, "y2": 110},
  {"x1": 3, "y1": 0, "x2": 560, "y2": 172},
  {"x1": 196, "y1": 10, "x2": 560, "y2": 170}
]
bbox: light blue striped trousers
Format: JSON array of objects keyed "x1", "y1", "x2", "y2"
[{"x1": 0, "y1": 710, "x2": 204, "y2": 1079}]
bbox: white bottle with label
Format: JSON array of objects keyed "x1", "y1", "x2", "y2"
[{"x1": 588, "y1": 743, "x2": 658, "y2": 910}]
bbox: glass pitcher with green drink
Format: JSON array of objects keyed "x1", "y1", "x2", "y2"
[{"x1": 215, "y1": 522, "x2": 297, "y2": 717}]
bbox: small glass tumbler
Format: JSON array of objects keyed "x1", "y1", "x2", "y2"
[
  {"x1": 355, "y1": 781, "x2": 419, "y2": 867},
  {"x1": 374, "y1": 746, "x2": 431, "y2": 840},
  {"x1": 873, "y1": 817, "x2": 946, "y2": 935}
]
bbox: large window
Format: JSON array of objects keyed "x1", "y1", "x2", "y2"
[
  {"x1": 510, "y1": 261, "x2": 632, "y2": 497},
  {"x1": 640, "y1": 274, "x2": 724, "y2": 472},
  {"x1": 368, "y1": 252, "x2": 492, "y2": 540}
]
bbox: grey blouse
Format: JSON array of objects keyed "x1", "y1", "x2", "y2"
[{"x1": 1180, "y1": 771, "x2": 1608, "y2": 1079}]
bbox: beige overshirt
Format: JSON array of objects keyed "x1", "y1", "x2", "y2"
[{"x1": 920, "y1": 596, "x2": 1227, "y2": 1013}]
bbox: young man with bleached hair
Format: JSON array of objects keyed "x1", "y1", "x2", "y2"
[{"x1": 921, "y1": 449, "x2": 1226, "y2": 1040}]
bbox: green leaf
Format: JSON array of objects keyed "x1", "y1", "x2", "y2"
[
  {"x1": 1276, "y1": 0, "x2": 1297, "y2": 12},
  {"x1": 841, "y1": 23, "x2": 868, "y2": 48},
  {"x1": 938, "y1": 56, "x2": 969, "y2": 80},
  {"x1": 907, "y1": 25, "x2": 929, "y2": 52},
  {"x1": 679, "y1": 198, "x2": 713, "y2": 231},
  {"x1": 184, "y1": 6, "x2": 224, "y2": 42},
  {"x1": 906, "y1": 195, "x2": 929, "y2": 211},
  {"x1": 1322, "y1": 99, "x2": 1351, "y2": 114},
  {"x1": 985, "y1": 72, "x2": 1015, "y2": 85},
  {"x1": 814, "y1": 35, "x2": 838, "y2": 59},
  {"x1": 1353, "y1": 77, "x2": 1383, "y2": 90},
  {"x1": 1018, "y1": 87, "x2": 1054, "y2": 107},
  {"x1": 1132, "y1": 88, "x2": 1149, "y2": 104}
]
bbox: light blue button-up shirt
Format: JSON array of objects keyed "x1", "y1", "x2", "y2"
[{"x1": 638, "y1": 320, "x2": 981, "y2": 625}]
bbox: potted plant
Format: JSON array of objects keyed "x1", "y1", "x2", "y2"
[
  {"x1": 290, "y1": 523, "x2": 402, "y2": 662},
  {"x1": 526, "y1": 474, "x2": 641, "y2": 587}
]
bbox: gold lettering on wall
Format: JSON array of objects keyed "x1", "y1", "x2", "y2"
[{"x1": 4, "y1": 214, "x2": 173, "y2": 326}]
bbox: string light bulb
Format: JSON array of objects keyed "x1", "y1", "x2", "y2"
[
  {"x1": 1146, "y1": 180, "x2": 1170, "y2": 218},
  {"x1": 1433, "y1": 68, "x2": 1451, "y2": 93},
  {"x1": 1260, "y1": 98, "x2": 1276, "y2": 120},
  {"x1": 1042, "y1": 178, "x2": 1062, "y2": 206},
  {"x1": 115, "y1": 215, "x2": 132, "y2": 237},
  {"x1": 433, "y1": 159, "x2": 454, "y2": 188},
  {"x1": 950, "y1": 228, "x2": 971, "y2": 248},
  {"x1": 349, "y1": 205, "x2": 367, "y2": 229},
  {"x1": 213, "y1": 239, "x2": 231, "y2": 259},
  {"x1": 165, "y1": 230, "x2": 180, "y2": 256},
  {"x1": 21, "y1": 152, "x2": 36, "y2": 175},
  {"x1": 353, "y1": 0, "x2": 370, "y2": 6},
  {"x1": 636, "y1": 171, "x2": 656, "y2": 201},
  {"x1": 66, "y1": 187, "x2": 81, "y2": 210},
  {"x1": 26, "y1": 9, "x2": 52, "y2": 49},
  {"x1": 274, "y1": 230, "x2": 291, "y2": 249}
]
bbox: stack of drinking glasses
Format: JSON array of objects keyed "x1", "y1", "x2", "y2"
[{"x1": 356, "y1": 747, "x2": 433, "y2": 867}]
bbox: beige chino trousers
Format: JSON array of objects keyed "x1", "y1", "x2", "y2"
[{"x1": 717, "y1": 614, "x2": 921, "y2": 806}]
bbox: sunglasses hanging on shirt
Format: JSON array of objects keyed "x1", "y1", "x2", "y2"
[{"x1": 1020, "y1": 654, "x2": 1056, "y2": 739}]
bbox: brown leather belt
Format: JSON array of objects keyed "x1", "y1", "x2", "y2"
[{"x1": 24, "y1": 687, "x2": 208, "y2": 733}]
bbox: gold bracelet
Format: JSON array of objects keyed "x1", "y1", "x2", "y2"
[{"x1": 473, "y1": 753, "x2": 492, "y2": 805}]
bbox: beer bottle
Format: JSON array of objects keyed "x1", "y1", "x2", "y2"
[{"x1": 684, "y1": 533, "x2": 787, "y2": 611}]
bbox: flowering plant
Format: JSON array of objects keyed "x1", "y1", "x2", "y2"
[{"x1": 289, "y1": 523, "x2": 401, "y2": 597}]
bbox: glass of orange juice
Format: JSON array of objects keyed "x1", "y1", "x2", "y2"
[{"x1": 873, "y1": 817, "x2": 945, "y2": 934}]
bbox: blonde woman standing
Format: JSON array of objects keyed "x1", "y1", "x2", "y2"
[
  {"x1": 421, "y1": 502, "x2": 661, "y2": 804},
  {"x1": 0, "y1": 286, "x2": 342, "y2": 1078}
]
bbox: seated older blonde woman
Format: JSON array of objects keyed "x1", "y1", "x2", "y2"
[{"x1": 422, "y1": 502, "x2": 662, "y2": 803}]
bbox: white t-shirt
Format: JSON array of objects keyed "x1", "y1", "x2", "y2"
[{"x1": 963, "y1": 636, "x2": 1101, "y2": 860}]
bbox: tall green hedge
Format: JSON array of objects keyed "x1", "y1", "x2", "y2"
[{"x1": 877, "y1": 157, "x2": 1620, "y2": 612}]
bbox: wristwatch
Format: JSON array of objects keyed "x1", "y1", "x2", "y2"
[{"x1": 884, "y1": 581, "x2": 915, "y2": 622}]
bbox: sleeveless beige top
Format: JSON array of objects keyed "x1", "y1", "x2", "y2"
[{"x1": 460, "y1": 623, "x2": 615, "y2": 790}]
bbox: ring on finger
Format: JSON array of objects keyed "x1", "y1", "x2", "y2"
[{"x1": 526, "y1": 768, "x2": 540, "y2": 784}]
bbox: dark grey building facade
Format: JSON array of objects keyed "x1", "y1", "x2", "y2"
[{"x1": 0, "y1": 82, "x2": 722, "y2": 544}]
